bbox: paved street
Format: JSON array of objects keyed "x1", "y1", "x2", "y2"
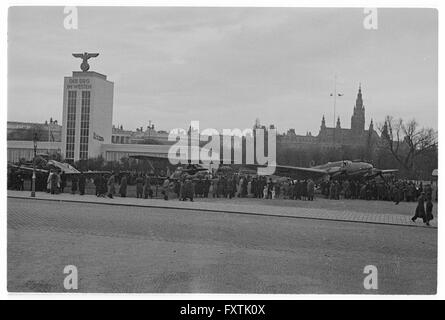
[
  {"x1": 8, "y1": 197, "x2": 437, "y2": 294},
  {"x1": 7, "y1": 190, "x2": 438, "y2": 228}
]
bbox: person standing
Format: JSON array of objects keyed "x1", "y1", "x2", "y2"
[
  {"x1": 143, "y1": 175, "x2": 153, "y2": 199},
  {"x1": 78, "y1": 172, "x2": 86, "y2": 196},
  {"x1": 47, "y1": 170, "x2": 53, "y2": 193},
  {"x1": 15, "y1": 171, "x2": 24, "y2": 191},
  {"x1": 119, "y1": 174, "x2": 127, "y2": 197},
  {"x1": 307, "y1": 179, "x2": 315, "y2": 201},
  {"x1": 60, "y1": 171, "x2": 66, "y2": 193},
  {"x1": 237, "y1": 176, "x2": 243, "y2": 198},
  {"x1": 242, "y1": 176, "x2": 248, "y2": 197},
  {"x1": 211, "y1": 179, "x2": 217, "y2": 198},
  {"x1": 412, "y1": 192, "x2": 426, "y2": 223},
  {"x1": 94, "y1": 174, "x2": 101, "y2": 196},
  {"x1": 136, "y1": 174, "x2": 144, "y2": 198},
  {"x1": 262, "y1": 185, "x2": 268, "y2": 199},
  {"x1": 71, "y1": 175, "x2": 78, "y2": 194},
  {"x1": 226, "y1": 176, "x2": 234, "y2": 199},
  {"x1": 203, "y1": 177, "x2": 210, "y2": 198},
  {"x1": 393, "y1": 182, "x2": 401, "y2": 205},
  {"x1": 162, "y1": 178, "x2": 170, "y2": 200},
  {"x1": 94, "y1": 174, "x2": 103, "y2": 197},
  {"x1": 56, "y1": 170, "x2": 61, "y2": 194},
  {"x1": 50, "y1": 170, "x2": 58, "y2": 194},
  {"x1": 107, "y1": 173, "x2": 116, "y2": 199},
  {"x1": 182, "y1": 177, "x2": 194, "y2": 201},
  {"x1": 196, "y1": 178, "x2": 203, "y2": 198},
  {"x1": 329, "y1": 181, "x2": 335, "y2": 200}
]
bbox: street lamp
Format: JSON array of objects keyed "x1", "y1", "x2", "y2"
[{"x1": 31, "y1": 132, "x2": 38, "y2": 197}]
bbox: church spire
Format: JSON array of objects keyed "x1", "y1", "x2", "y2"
[
  {"x1": 321, "y1": 115, "x2": 326, "y2": 129},
  {"x1": 355, "y1": 83, "x2": 363, "y2": 110},
  {"x1": 351, "y1": 83, "x2": 366, "y2": 134}
]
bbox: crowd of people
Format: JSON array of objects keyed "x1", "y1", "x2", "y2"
[
  {"x1": 7, "y1": 167, "x2": 437, "y2": 225},
  {"x1": 8, "y1": 168, "x2": 437, "y2": 201},
  {"x1": 318, "y1": 179, "x2": 437, "y2": 203},
  {"x1": 9, "y1": 169, "x2": 436, "y2": 203}
]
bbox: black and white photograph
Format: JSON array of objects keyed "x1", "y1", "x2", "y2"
[{"x1": 4, "y1": 4, "x2": 439, "y2": 298}]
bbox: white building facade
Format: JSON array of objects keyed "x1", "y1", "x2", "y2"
[{"x1": 61, "y1": 71, "x2": 114, "y2": 162}]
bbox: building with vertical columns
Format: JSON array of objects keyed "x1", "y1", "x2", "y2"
[{"x1": 61, "y1": 71, "x2": 114, "y2": 162}]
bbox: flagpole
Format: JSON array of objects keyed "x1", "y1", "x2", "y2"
[{"x1": 333, "y1": 74, "x2": 337, "y2": 127}]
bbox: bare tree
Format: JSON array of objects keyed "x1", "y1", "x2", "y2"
[{"x1": 378, "y1": 116, "x2": 437, "y2": 177}]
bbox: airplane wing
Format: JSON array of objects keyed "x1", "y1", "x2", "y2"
[
  {"x1": 129, "y1": 154, "x2": 169, "y2": 160},
  {"x1": 243, "y1": 164, "x2": 328, "y2": 180},
  {"x1": 379, "y1": 169, "x2": 399, "y2": 175},
  {"x1": 364, "y1": 168, "x2": 399, "y2": 180},
  {"x1": 129, "y1": 153, "x2": 203, "y2": 165},
  {"x1": 47, "y1": 160, "x2": 80, "y2": 174},
  {"x1": 8, "y1": 163, "x2": 49, "y2": 174}
]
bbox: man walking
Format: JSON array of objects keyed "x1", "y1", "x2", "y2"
[{"x1": 412, "y1": 192, "x2": 426, "y2": 223}]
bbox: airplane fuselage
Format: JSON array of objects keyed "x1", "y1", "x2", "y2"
[{"x1": 313, "y1": 161, "x2": 374, "y2": 180}]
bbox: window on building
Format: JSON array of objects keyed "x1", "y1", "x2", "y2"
[
  {"x1": 79, "y1": 91, "x2": 91, "y2": 160},
  {"x1": 65, "y1": 91, "x2": 77, "y2": 162}
]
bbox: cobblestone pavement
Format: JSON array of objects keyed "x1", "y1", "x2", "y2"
[
  {"x1": 8, "y1": 197, "x2": 437, "y2": 294},
  {"x1": 7, "y1": 190, "x2": 438, "y2": 228}
]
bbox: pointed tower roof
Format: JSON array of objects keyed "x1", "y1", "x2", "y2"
[
  {"x1": 355, "y1": 83, "x2": 364, "y2": 109},
  {"x1": 336, "y1": 116, "x2": 341, "y2": 128},
  {"x1": 321, "y1": 115, "x2": 326, "y2": 129},
  {"x1": 369, "y1": 118, "x2": 374, "y2": 130}
]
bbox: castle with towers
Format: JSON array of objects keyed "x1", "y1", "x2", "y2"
[{"x1": 277, "y1": 84, "x2": 380, "y2": 149}]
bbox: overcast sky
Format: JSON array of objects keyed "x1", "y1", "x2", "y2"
[{"x1": 8, "y1": 7, "x2": 437, "y2": 134}]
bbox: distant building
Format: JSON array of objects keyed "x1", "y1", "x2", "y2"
[
  {"x1": 7, "y1": 120, "x2": 62, "y2": 142},
  {"x1": 7, "y1": 120, "x2": 62, "y2": 163},
  {"x1": 277, "y1": 85, "x2": 380, "y2": 149},
  {"x1": 111, "y1": 124, "x2": 170, "y2": 145}
]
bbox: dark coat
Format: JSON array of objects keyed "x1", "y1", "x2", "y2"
[
  {"x1": 182, "y1": 180, "x2": 194, "y2": 199},
  {"x1": 119, "y1": 176, "x2": 128, "y2": 196},
  {"x1": 136, "y1": 177, "x2": 144, "y2": 194},
  {"x1": 107, "y1": 176, "x2": 116, "y2": 194},
  {"x1": 426, "y1": 200, "x2": 434, "y2": 221},
  {"x1": 415, "y1": 195, "x2": 426, "y2": 218},
  {"x1": 71, "y1": 176, "x2": 78, "y2": 192}
]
